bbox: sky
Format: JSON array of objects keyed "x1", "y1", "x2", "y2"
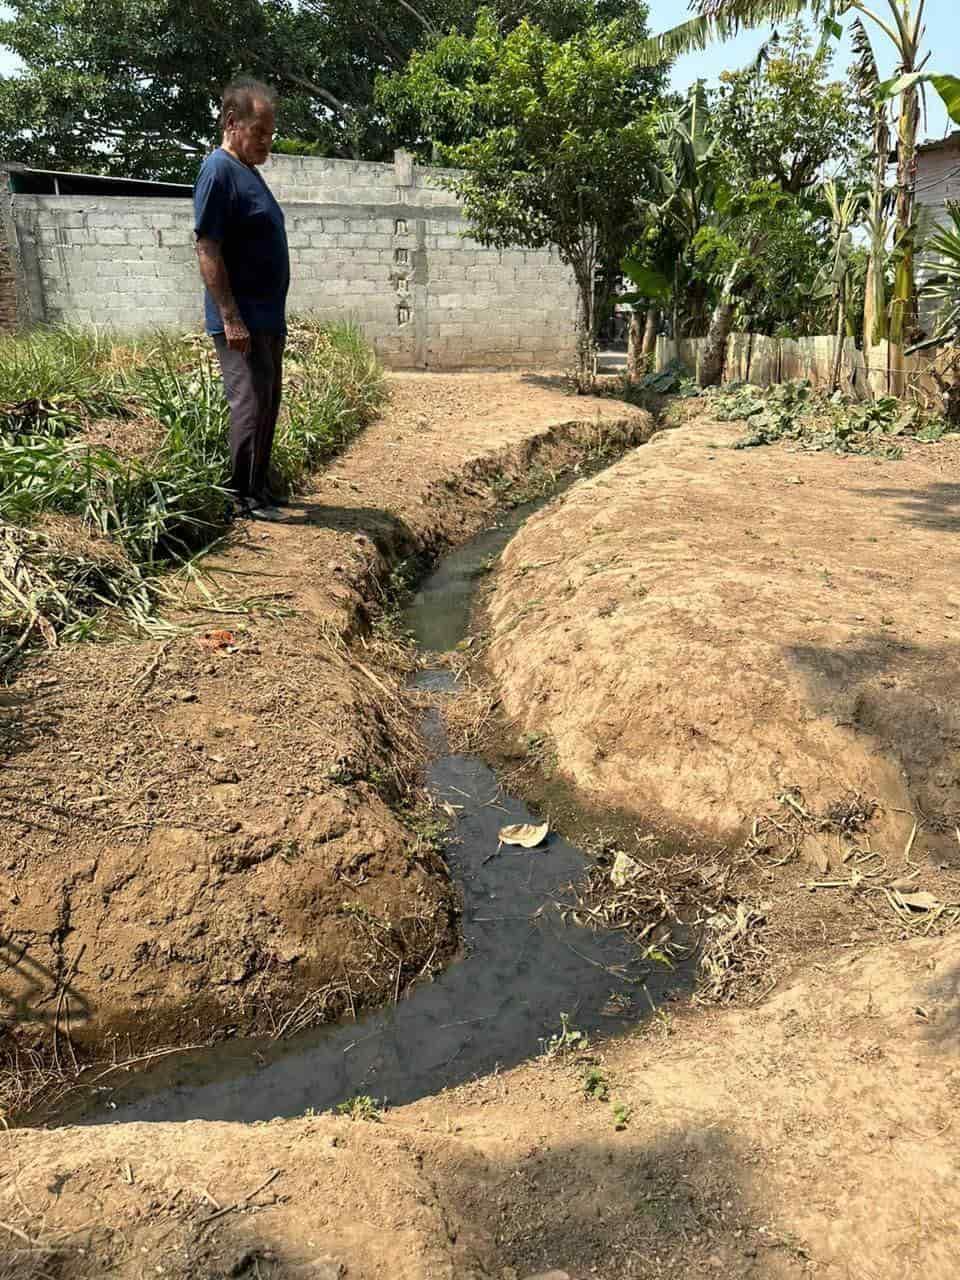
[
  {"x1": 0, "y1": 1, "x2": 957, "y2": 141},
  {"x1": 647, "y1": 0, "x2": 960, "y2": 143}
]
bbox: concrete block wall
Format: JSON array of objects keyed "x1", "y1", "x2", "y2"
[
  {"x1": 5, "y1": 151, "x2": 577, "y2": 369},
  {"x1": 10, "y1": 196, "x2": 204, "y2": 332}
]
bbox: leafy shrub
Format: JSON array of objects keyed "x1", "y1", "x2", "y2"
[
  {"x1": 709, "y1": 380, "x2": 952, "y2": 459},
  {"x1": 0, "y1": 328, "x2": 130, "y2": 435}
]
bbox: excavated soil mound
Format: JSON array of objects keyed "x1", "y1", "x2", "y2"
[
  {"x1": 3, "y1": 934, "x2": 959, "y2": 1279},
  {"x1": 485, "y1": 410, "x2": 960, "y2": 861}
]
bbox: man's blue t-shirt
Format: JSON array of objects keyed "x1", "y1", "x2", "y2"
[{"x1": 193, "y1": 148, "x2": 290, "y2": 336}]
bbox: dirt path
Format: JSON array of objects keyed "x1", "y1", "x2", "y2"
[
  {"x1": 486, "y1": 405, "x2": 960, "y2": 850},
  {"x1": 0, "y1": 372, "x2": 650, "y2": 1101},
  {"x1": 3, "y1": 932, "x2": 958, "y2": 1279}
]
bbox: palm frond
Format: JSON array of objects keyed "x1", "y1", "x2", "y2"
[
  {"x1": 684, "y1": 79, "x2": 712, "y2": 164},
  {"x1": 631, "y1": 0, "x2": 837, "y2": 67},
  {"x1": 697, "y1": 0, "x2": 838, "y2": 22}
]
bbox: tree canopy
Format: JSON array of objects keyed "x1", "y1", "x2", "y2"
[
  {"x1": 712, "y1": 23, "x2": 868, "y2": 196},
  {"x1": 0, "y1": 0, "x2": 658, "y2": 179},
  {"x1": 379, "y1": 8, "x2": 665, "y2": 385}
]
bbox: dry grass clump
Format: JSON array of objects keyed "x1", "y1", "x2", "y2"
[{"x1": 559, "y1": 840, "x2": 770, "y2": 1005}]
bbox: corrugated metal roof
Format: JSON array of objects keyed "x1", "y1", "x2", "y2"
[
  {"x1": 1, "y1": 163, "x2": 192, "y2": 196},
  {"x1": 917, "y1": 131, "x2": 960, "y2": 157}
]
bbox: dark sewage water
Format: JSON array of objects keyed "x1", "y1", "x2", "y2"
[{"x1": 60, "y1": 492, "x2": 691, "y2": 1127}]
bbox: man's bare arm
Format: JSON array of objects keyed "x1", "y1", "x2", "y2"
[{"x1": 196, "y1": 237, "x2": 250, "y2": 353}]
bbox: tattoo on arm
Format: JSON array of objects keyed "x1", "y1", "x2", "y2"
[{"x1": 195, "y1": 237, "x2": 242, "y2": 325}]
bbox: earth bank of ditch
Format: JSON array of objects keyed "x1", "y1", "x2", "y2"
[
  {"x1": 478, "y1": 400, "x2": 960, "y2": 986},
  {"x1": 0, "y1": 372, "x2": 653, "y2": 1113}
]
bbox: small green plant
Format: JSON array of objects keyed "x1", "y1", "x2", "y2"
[
  {"x1": 402, "y1": 803, "x2": 450, "y2": 859},
  {"x1": 278, "y1": 839, "x2": 304, "y2": 865},
  {"x1": 540, "y1": 1012, "x2": 587, "y2": 1059},
  {"x1": 582, "y1": 1067, "x2": 609, "y2": 1101},
  {"x1": 632, "y1": 359, "x2": 701, "y2": 398},
  {"x1": 335, "y1": 1094, "x2": 382, "y2": 1122},
  {"x1": 642, "y1": 944, "x2": 675, "y2": 970},
  {"x1": 612, "y1": 1101, "x2": 632, "y2": 1130},
  {"x1": 714, "y1": 378, "x2": 948, "y2": 460}
]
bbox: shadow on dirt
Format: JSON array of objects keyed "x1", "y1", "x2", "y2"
[
  {"x1": 922, "y1": 958, "x2": 960, "y2": 1051},
  {"x1": 0, "y1": 941, "x2": 92, "y2": 1031},
  {"x1": 856, "y1": 482, "x2": 960, "y2": 535},
  {"x1": 785, "y1": 633, "x2": 960, "y2": 860},
  {"x1": 37, "y1": 1126, "x2": 801, "y2": 1280},
  {"x1": 520, "y1": 371, "x2": 579, "y2": 394},
  {"x1": 0, "y1": 685, "x2": 56, "y2": 765},
  {"x1": 274, "y1": 500, "x2": 412, "y2": 539}
]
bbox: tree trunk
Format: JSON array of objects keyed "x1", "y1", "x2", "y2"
[
  {"x1": 889, "y1": 78, "x2": 920, "y2": 388},
  {"x1": 626, "y1": 310, "x2": 644, "y2": 382},
  {"x1": 698, "y1": 305, "x2": 734, "y2": 387},
  {"x1": 831, "y1": 284, "x2": 847, "y2": 395},
  {"x1": 863, "y1": 102, "x2": 891, "y2": 350},
  {"x1": 641, "y1": 306, "x2": 659, "y2": 358},
  {"x1": 698, "y1": 264, "x2": 741, "y2": 388},
  {"x1": 574, "y1": 273, "x2": 596, "y2": 394}
]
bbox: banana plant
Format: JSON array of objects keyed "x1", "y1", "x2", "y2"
[
  {"x1": 815, "y1": 180, "x2": 865, "y2": 390},
  {"x1": 851, "y1": 17, "x2": 891, "y2": 348},
  {"x1": 634, "y1": 1, "x2": 959, "y2": 359},
  {"x1": 619, "y1": 79, "x2": 720, "y2": 360}
]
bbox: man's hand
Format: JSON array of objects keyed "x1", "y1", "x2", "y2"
[
  {"x1": 196, "y1": 238, "x2": 248, "y2": 352},
  {"x1": 224, "y1": 316, "x2": 251, "y2": 354}
]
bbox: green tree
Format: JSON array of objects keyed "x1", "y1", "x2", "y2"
[
  {"x1": 712, "y1": 23, "x2": 868, "y2": 195},
  {"x1": 0, "y1": 0, "x2": 660, "y2": 178},
  {"x1": 815, "y1": 180, "x2": 865, "y2": 389},
  {"x1": 0, "y1": 0, "x2": 342, "y2": 179},
  {"x1": 378, "y1": 10, "x2": 665, "y2": 389},
  {"x1": 620, "y1": 79, "x2": 719, "y2": 369},
  {"x1": 635, "y1": 0, "x2": 953, "y2": 375}
]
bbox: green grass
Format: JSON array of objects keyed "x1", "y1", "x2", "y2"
[
  {"x1": 0, "y1": 320, "x2": 386, "y2": 672},
  {"x1": 0, "y1": 327, "x2": 131, "y2": 435}
]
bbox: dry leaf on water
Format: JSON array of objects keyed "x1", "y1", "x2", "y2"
[
  {"x1": 498, "y1": 821, "x2": 550, "y2": 849},
  {"x1": 611, "y1": 850, "x2": 642, "y2": 888}
]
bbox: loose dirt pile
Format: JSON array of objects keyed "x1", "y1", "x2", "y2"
[
  {"x1": 3, "y1": 933, "x2": 958, "y2": 1279},
  {"x1": 485, "y1": 405, "x2": 960, "y2": 867},
  {"x1": 0, "y1": 372, "x2": 651, "y2": 1106}
]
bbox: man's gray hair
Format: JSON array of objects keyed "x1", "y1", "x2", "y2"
[{"x1": 221, "y1": 77, "x2": 277, "y2": 126}]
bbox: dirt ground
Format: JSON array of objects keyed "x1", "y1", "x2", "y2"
[
  {"x1": 486, "y1": 401, "x2": 960, "y2": 865},
  {"x1": 0, "y1": 372, "x2": 650, "y2": 1101},
  {"x1": 3, "y1": 931, "x2": 958, "y2": 1279},
  {"x1": 7, "y1": 378, "x2": 960, "y2": 1280}
]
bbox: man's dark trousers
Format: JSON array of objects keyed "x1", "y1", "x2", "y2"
[{"x1": 213, "y1": 333, "x2": 285, "y2": 501}]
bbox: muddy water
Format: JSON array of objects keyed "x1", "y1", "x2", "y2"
[{"x1": 66, "y1": 495, "x2": 689, "y2": 1127}]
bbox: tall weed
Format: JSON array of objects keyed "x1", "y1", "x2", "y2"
[
  {"x1": 0, "y1": 319, "x2": 384, "y2": 666},
  {"x1": 0, "y1": 328, "x2": 130, "y2": 434}
]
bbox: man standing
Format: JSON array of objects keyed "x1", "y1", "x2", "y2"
[{"x1": 194, "y1": 77, "x2": 290, "y2": 520}]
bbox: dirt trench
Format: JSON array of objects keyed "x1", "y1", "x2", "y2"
[
  {"x1": 2, "y1": 932, "x2": 959, "y2": 1280},
  {"x1": 0, "y1": 372, "x2": 652, "y2": 1107}
]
